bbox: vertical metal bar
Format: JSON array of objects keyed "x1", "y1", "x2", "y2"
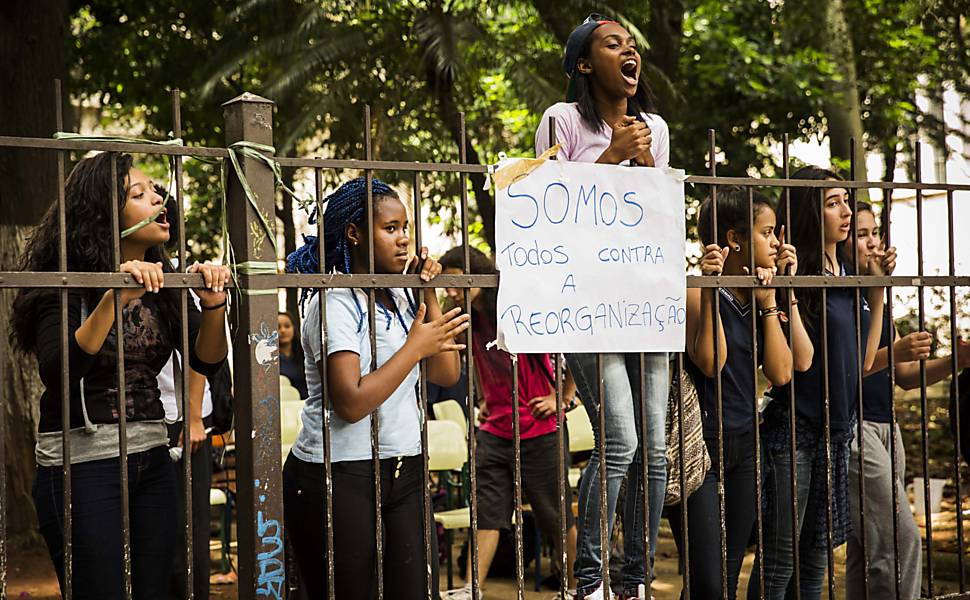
[
  {"x1": 315, "y1": 167, "x2": 336, "y2": 600},
  {"x1": 849, "y1": 141, "x2": 870, "y2": 600},
  {"x1": 747, "y1": 187, "x2": 765, "y2": 599},
  {"x1": 675, "y1": 352, "x2": 690, "y2": 599},
  {"x1": 172, "y1": 88, "x2": 195, "y2": 600},
  {"x1": 222, "y1": 93, "x2": 284, "y2": 600},
  {"x1": 361, "y1": 105, "x2": 385, "y2": 600},
  {"x1": 458, "y1": 112, "x2": 482, "y2": 600},
  {"x1": 555, "y1": 352, "x2": 568, "y2": 597},
  {"x1": 782, "y1": 135, "x2": 800, "y2": 599},
  {"x1": 707, "y1": 129, "x2": 727, "y2": 598},
  {"x1": 883, "y1": 176, "x2": 903, "y2": 597},
  {"x1": 55, "y1": 78, "x2": 74, "y2": 600},
  {"x1": 818, "y1": 188, "x2": 835, "y2": 599},
  {"x1": 946, "y1": 186, "x2": 966, "y2": 591},
  {"x1": 638, "y1": 353, "x2": 650, "y2": 593},
  {"x1": 411, "y1": 172, "x2": 434, "y2": 600},
  {"x1": 595, "y1": 353, "x2": 609, "y2": 593},
  {"x1": 549, "y1": 118, "x2": 569, "y2": 598},
  {"x1": 511, "y1": 356, "x2": 526, "y2": 598},
  {"x1": 914, "y1": 142, "x2": 934, "y2": 596},
  {"x1": 0, "y1": 234, "x2": 6, "y2": 600},
  {"x1": 108, "y1": 156, "x2": 134, "y2": 600}
]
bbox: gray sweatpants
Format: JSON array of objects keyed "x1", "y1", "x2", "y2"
[{"x1": 846, "y1": 420, "x2": 922, "y2": 599}]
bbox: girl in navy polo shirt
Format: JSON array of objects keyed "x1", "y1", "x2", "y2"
[
  {"x1": 751, "y1": 167, "x2": 894, "y2": 600},
  {"x1": 680, "y1": 186, "x2": 813, "y2": 598}
]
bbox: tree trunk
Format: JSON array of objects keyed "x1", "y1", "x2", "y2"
[
  {"x1": 645, "y1": 0, "x2": 684, "y2": 114},
  {"x1": 0, "y1": 0, "x2": 71, "y2": 542},
  {"x1": 821, "y1": 0, "x2": 867, "y2": 186}
]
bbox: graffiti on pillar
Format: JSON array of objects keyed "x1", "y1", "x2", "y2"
[
  {"x1": 248, "y1": 322, "x2": 278, "y2": 372},
  {"x1": 254, "y1": 480, "x2": 284, "y2": 599}
]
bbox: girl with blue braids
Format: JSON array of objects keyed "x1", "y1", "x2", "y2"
[{"x1": 281, "y1": 176, "x2": 469, "y2": 599}]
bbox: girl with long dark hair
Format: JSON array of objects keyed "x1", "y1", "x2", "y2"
[
  {"x1": 534, "y1": 13, "x2": 667, "y2": 600},
  {"x1": 278, "y1": 310, "x2": 308, "y2": 398},
  {"x1": 10, "y1": 152, "x2": 230, "y2": 600},
  {"x1": 678, "y1": 187, "x2": 813, "y2": 598},
  {"x1": 282, "y1": 177, "x2": 468, "y2": 599},
  {"x1": 751, "y1": 166, "x2": 894, "y2": 599}
]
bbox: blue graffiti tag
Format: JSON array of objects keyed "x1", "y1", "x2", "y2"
[{"x1": 256, "y1": 511, "x2": 284, "y2": 599}]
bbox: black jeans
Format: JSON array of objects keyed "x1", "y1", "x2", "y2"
[
  {"x1": 283, "y1": 452, "x2": 439, "y2": 600},
  {"x1": 668, "y1": 430, "x2": 758, "y2": 600},
  {"x1": 33, "y1": 445, "x2": 178, "y2": 600},
  {"x1": 166, "y1": 421, "x2": 213, "y2": 600}
]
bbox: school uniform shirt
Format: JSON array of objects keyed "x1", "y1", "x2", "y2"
[
  {"x1": 861, "y1": 312, "x2": 894, "y2": 423},
  {"x1": 768, "y1": 265, "x2": 872, "y2": 434},
  {"x1": 535, "y1": 102, "x2": 670, "y2": 168},
  {"x1": 294, "y1": 288, "x2": 421, "y2": 464},
  {"x1": 472, "y1": 310, "x2": 558, "y2": 441},
  {"x1": 685, "y1": 288, "x2": 764, "y2": 437}
]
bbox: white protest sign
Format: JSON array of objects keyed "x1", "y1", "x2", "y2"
[{"x1": 494, "y1": 159, "x2": 686, "y2": 354}]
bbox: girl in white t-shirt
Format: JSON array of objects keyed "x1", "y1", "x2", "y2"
[
  {"x1": 534, "y1": 13, "x2": 671, "y2": 600},
  {"x1": 282, "y1": 177, "x2": 469, "y2": 599}
]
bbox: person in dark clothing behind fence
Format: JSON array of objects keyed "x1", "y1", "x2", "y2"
[
  {"x1": 282, "y1": 177, "x2": 469, "y2": 599},
  {"x1": 278, "y1": 310, "x2": 308, "y2": 398},
  {"x1": 751, "y1": 166, "x2": 893, "y2": 600},
  {"x1": 10, "y1": 152, "x2": 230, "y2": 600}
]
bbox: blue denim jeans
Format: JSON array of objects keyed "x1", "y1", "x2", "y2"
[
  {"x1": 566, "y1": 352, "x2": 668, "y2": 596},
  {"x1": 32, "y1": 446, "x2": 178, "y2": 600},
  {"x1": 749, "y1": 442, "x2": 826, "y2": 600}
]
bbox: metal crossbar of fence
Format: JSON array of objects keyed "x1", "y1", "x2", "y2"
[{"x1": 1, "y1": 84, "x2": 969, "y2": 600}]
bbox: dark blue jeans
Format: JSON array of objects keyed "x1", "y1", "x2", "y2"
[{"x1": 33, "y1": 445, "x2": 178, "y2": 600}]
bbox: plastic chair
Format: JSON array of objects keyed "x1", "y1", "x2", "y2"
[
  {"x1": 280, "y1": 395, "x2": 303, "y2": 461},
  {"x1": 432, "y1": 399, "x2": 468, "y2": 438},
  {"x1": 429, "y1": 419, "x2": 470, "y2": 588}
]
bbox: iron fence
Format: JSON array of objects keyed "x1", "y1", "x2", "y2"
[{"x1": 0, "y1": 84, "x2": 969, "y2": 600}]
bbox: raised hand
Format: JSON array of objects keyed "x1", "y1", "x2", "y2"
[
  {"x1": 700, "y1": 244, "x2": 730, "y2": 276},
  {"x1": 776, "y1": 225, "x2": 798, "y2": 275},
  {"x1": 894, "y1": 331, "x2": 932, "y2": 363},
  {"x1": 406, "y1": 304, "x2": 470, "y2": 359},
  {"x1": 188, "y1": 261, "x2": 231, "y2": 308},
  {"x1": 119, "y1": 260, "x2": 165, "y2": 306},
  {"x1": 605, "y1": 116, "x2": 653, "y2": 165}
]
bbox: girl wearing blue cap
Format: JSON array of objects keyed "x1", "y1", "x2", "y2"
[
  {"x1": 282, "y1": 177, "x2": 470, "y2": 599},
  {"x1": 535, "y1": 14, "x2": 669, "y2": 600}
]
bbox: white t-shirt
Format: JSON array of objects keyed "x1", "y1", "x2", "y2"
[
  {"x1": 158, "y1": 292, "x2": 213, "y2": 421},
  {"x1": 293, "y1": 287, "x2": 422, "y2": 463},
  {"x1": 535, "y1": 101, "x2": 670, "y2": 167}
]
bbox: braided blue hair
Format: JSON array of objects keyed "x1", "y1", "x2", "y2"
[{"x1": 286, "y1": 176, "x2": 415, "y2": 331}]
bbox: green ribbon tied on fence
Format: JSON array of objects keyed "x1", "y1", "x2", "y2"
[{"x1": 120, "y1": 204, "x2": 167, "y2": 238}]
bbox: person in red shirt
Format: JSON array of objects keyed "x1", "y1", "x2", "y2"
[{"x1": 440, "y1": 246, "x2": 580, "y2": 599}]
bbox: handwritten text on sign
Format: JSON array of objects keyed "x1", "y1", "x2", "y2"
[{"x1": 495, "y1": 159, "x2": 686, "y2": 353}]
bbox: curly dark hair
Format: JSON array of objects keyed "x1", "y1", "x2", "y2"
[{"x1": 10, "y1": 152, "x2": 178, "y2": 354}]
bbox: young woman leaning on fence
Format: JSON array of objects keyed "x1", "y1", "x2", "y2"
[
  {"x1": 675, "y1": 187, "x2": 813, "y2": 599},
  {"x1": 9, "y1": 152, "x2": 230, "y2": 600},
  {"x1": 282, "y1": 177, "x2": 469, "y2": 600},
  {"x1": 750, "y1": 166, "x2": 894, "y2": 600}
]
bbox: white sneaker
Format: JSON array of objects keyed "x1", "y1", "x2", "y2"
[
  {"x1": 442, "y1": 583, "x2": 482, "y2": 600},
  {"x1": 619, "y1": 584, "x2": 650, "y2": 600},
  {"x1": 583, "y1": 583, "x2": 615, "y2": 600},
  {"x1": 551, "y1": 591, "x2": 578, "y2": 600}
]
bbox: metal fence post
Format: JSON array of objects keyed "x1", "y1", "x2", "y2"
[{"x1": 222, "y1": 92, "x2": 284, "y2": 600}]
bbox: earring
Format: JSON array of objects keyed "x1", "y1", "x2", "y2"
[{"x1": 733, "y1": 244, "x2": 741, "y2": 251}]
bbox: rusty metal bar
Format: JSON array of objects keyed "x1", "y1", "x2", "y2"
[
  {"x1": 171, "y1": 88, "x2": 195, "y2": 600},
  {"x1": 782, "y1": 134, "x2": 800, "y2": 599},
  {"x1": 675, "y1": 352, "x2": 690, "y2": 598},
  {"x1": 411, "y1": 171, "x2": 435, "y2": 600},
  {"x1": 747, "y1": 186, "x2": 765, "y2": 599},
  {"x1": 222, "y1": 93, "x2": 284, "y2": 600},
  {"x1": 684, "y1": 174, "x2": 970, "y2": 192},
  {"x1": 708, "y1": 129, "x2": 728, "y2": 599},
  {"x1": 915, "y1": 142, "x2": 935, "y2": 596},
  {"x1": 0, "y1": 227, "x2": 6, "y2": 600},
  {"x1": 883, "y1": 179, "x2": 903, "y2": 597},
  {"x1": 555, "y1": 352, "x2": 568, "y2": 597},
  {"x1": 946, "y1": 186, "x2": 966, "y2": 592},
  {"x1": 511, "y1": 355, "x2": 526, "y2": 598},
  {"x1": 457, "y1": 111, "x2": 483, "y2": 600},
  {"x1": 361, "y1": 105, "x2": 385, "y2": 600},
  {"x1": 0, "y1": 135, "x2": 230, "y2": 157},
  {"x1": 818, "y1": 188, "x2": 836, "y2": 599},
  {"x1": 108, "y1": 156, "x2": 134, "y2": 600},
  {"x1": 850, "y1": 141, "x2": 871, "y2": 600},
  {"x1": 314, "y1": 166, "x2": 336, "y2": 600},
  {"x1": 638, "y1": 353, "x2": 650, "y2": 594},
  {"x1": 595, "y1": 352, "x2": 609, "y2": 593},
  {"x1": 54, "y1": 78, "x2": 74, "y2": 600}
]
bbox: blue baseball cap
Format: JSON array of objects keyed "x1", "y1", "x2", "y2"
[{"x1": 563, "y1": 13, "x2": 617, "y2": 101}]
